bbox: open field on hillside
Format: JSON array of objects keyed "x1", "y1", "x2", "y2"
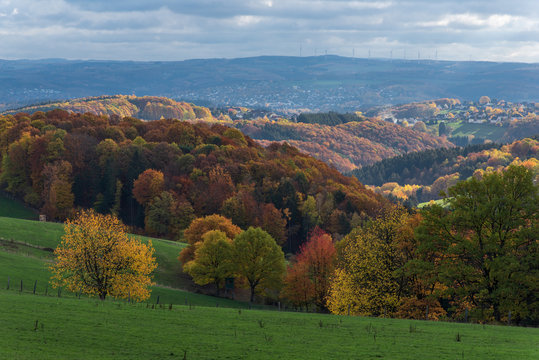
[
  {"x1": 1, "y1": 290, "x2": 537, "y2": 360},
  {"x1": 0, "y1": 216, "x2": 269, "y2": 309},
  {"x1": 0, "y1": 216, "x2": 186, "y2": 286},
  {"x1": 427, "y1": 121, "x2": 508, "y2": 142},
  {"x1": 0, "y1": 194, "x2": 38, "y2": 220},
  {"x1": 450, "y1": 122, "x2": 507, "y2": 142}
]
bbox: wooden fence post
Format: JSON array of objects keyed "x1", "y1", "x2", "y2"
[{"x1": 33, "y1": 280, "x2": 37, "y2": 295}]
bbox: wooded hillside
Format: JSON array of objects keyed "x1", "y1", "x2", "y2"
[{"x1": 0, "y1": 110, "x2": 387, "y2": 252}]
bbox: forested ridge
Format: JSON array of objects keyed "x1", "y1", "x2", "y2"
[
  {"x1": 236, "y1": 117, "x2": 452, "y2": 172},
  {"x1": 2, "y1": 95, "x2": 213, "y2": 121},
  {"x1": 352, "y1": 143, "x2": 502, "y2": 186},
  {"x1": 6, "y1": 96, "x2": 454, "y2": 173},
  {"x1": 0, "y1": 109, "x2": 387, "y2": 252}
]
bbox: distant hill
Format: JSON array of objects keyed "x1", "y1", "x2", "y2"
[
  {"x1": 7, "y1": 96, "x2": 453, "y2": 173},
  {"x1": 2, "y1": 95, "x2": 212, "y2": 121},
  {"x1": 236, "y1": 118, "x2": 453, "y2": 172},
  {"x1": 1, "y1": 56, "x2": 537, "y2": 112}
]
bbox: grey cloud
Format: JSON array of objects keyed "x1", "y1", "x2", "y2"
[{"x1": 0, "y1": 0, "x2": 537, "y2": 62}]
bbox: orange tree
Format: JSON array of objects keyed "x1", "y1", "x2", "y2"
[
  {"x1": 179, "y1": 214, "x2": 241, "y2": 264},
  {"x1": 50, "y1": 210, "x2": 157, "y2": 301},
  {"x1": 283, "y1": 228, "x2": 336, "y2": 311}
]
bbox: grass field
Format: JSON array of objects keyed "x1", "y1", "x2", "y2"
[
  {"x1": 1, "y1": 290, "x2": 537, "y2": 360},
  {"x1": 0, "y1": 216, "x2": 269, "y2": 309},
  {"x1": 450, "y1": 122, "x2": 507, "y2": 142},
  {"x1": 428, "y1": 121, "x2": 508, "y2": 142},
  {"x1": 0, "y1": 193, "x2": 38, "y2": 220},
  {"x1": 1, "y1": 210, "x2": 537, "y2": 359}
]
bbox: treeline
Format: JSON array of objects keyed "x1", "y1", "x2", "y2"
[
  {"x1": 352, "y1": 143, "x2": 501, "y2": 186},
  {"x1": 322, "y1": 166, "x2": 537, "y2": 325},
  {"x1": 296, "y1": 112, "x2": 362, "y2": 126},
  {"x1": 183, "y1": 166, "x2": 538, "y2": 325},
  {"x1": 0, "y1": 110, "x2": 387, "y2": 252},
  {"x1": 354, "y1": 138, "x2": 539, "y2": 205}
]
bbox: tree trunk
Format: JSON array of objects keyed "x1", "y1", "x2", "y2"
[
  {"x1": 250, "y1": 285, "x2": 256, "y2": 303},
  {"x1": 215, "y1": 280, "x2": 220, "y2": 297},
  {"x1": 99, "y1": 291, "x2": 107, "y2": 300}
]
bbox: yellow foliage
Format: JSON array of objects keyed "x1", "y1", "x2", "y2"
[
  {"x1": 327, "y1": 207, "x2": 409, "y2": 316},
  {"x1": 50, "y1": 210, "x2": 157, "y2": 301}
]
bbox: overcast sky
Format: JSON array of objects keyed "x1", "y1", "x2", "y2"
[{"x1": 0, "y1": 0, "x2": 538, "y2": 63}]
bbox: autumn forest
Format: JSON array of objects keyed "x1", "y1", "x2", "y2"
[{"x1": 0, "y1": 104, "x2": 537, "y2": 327}]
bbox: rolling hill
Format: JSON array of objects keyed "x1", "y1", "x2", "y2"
[
  {"x1": 0, "y1": 109, "x2": 389, "y2": 252},
  {"x1": 352, "y1": 137, "x2": 539, "y2": 204},
  {"x1": 2, "y1": 95, "x2": 212, "y2": 121},
  {"x1": 1, "y1": 56, "x2": 537, "y2": 112},
  {"x1": 4, "y1": 96, "x2": 454, "y2": 173},
  {"x1": 237, "y1": 118, "x2": 453, "y2": 172},
  {"x1": 2, "y1": 289, "x2": 537, "y2": 359}
]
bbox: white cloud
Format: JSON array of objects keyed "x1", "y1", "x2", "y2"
[{"x1": 233, "y1": 15, "x2": 264, "y2": 26}]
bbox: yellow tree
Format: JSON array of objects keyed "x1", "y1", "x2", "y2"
[
  {"x1": 327, "y1": 206, "x2": 409, "y2": 316},
  {"x1": 183, "y1": 230, "x2": 235, "y2": 296},
  {"x1": 50, "y1": 210, "x2": 157, "y2": 301}
]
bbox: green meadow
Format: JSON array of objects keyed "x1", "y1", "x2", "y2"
[
  {"x1": 0, "y1": 199, "x2": 537, "y2": 359},
  {"x1": 0, "y1": 193, "x2": 38, "y2": 220},
  {"x1": 0, "y1": 215, "x2": 266, "y2": 309},
  {"x1": 1, "y1": 290, "x2": 537, "y2": 360}
]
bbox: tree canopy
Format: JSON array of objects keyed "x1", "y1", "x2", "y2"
[
  {"x1": 414, "y1": 165, "x2": 538, "y2": 323},
  {"x1": 233, "y1": 227, "x2": 286, "y2": 302},
  {"x1": 50, "y1": 210, "x2": 157, "y2": 301}
]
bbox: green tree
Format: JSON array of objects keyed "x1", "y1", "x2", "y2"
[
  {"x1": 415, "y1": 165, "x2": 538, "y2": 323},
  {"x1": 438, "y1": 121, "x2": 448, "y2": 136},
  {"x1": 183, "y1": 230, "x2": 235, "y2": 296},
  {"x1": 233, "y1": 227, "x2": 286, "y2": 302},
  {"x1": 179, "y1": 214, "x2": 241, "y2": 264}
]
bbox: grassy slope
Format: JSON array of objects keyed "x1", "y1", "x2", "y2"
[
  {"x1": 0, "y1": 216, "x2": 266, "y2": 309},
  {"x1": 0, "y1": 194, "x2": 38, "y2": 220},
  {"x1": 1, "y1": 290, "x2": 537, "y2": 360},
  {"x1": 428, "y1": 121, "x2": 507, "y2": 142},
  {"x1": 450, "y1": 122, "x2": 507, "y2": 142}
]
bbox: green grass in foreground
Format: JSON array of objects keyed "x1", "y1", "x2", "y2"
[
  {"x1": 0, "y1": 194, "x2": 38, "y2": 220},
  {"x1": 1, "y1": 290, "x2": 537, "y2": 360}
]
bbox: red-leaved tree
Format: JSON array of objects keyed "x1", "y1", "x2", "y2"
[{"x1": 283, "y1": 227, "x2": 336, "y2": 311}]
